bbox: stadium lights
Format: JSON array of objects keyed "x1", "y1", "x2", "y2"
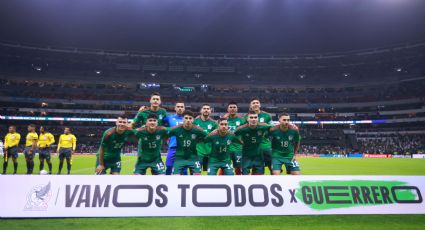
[
  {"x1": 246, "y1": 74, "x2": 252, "y2": 79},
  {"x1": 343, "y1": 73, "x2": 350, "y2": 77},
  {"x1": 299, "y1": 74, "x2": 306, "y2": 79},
  {"x1": 95, "y1": 70, "x2": 102, "y2": 75},
  {"x1": 396, "y1": 68, "x2": 402, "y2": 72},
  {"x1": 150, "y1": 72, "x2": 157, "y2": 77}
]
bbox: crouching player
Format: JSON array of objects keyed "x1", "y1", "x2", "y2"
[
  {"x1": 205, "y1": 118, "x2": 243, "y2": 175},
  {"x1": 269, "y1": 113, "x2": 301, "y2": 175},
  {"x1": 95, "y1": 116, "x2": 133, "y2": 175},
  {"x1": 133, "y1": 114, "x2": 168, "y2": 175},
  {"x1": 169, "y1": 110, "x2": 207, "y2": 175}
]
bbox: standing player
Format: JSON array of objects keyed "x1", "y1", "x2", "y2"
[
  {"x1": 244, "y1": 98, "x2": 273, "y2": 174},
  {"x1": 3, "y1": 126, "x2": 21, "y2": 174},
  {"x1": 204, "y1": 118, "x2": 243, "y2": 175},
  {"x1": 24, "y1": 124, "x2": 38, "y2": 174},
  {"x1": 236, "y1": 111, "x2": 270, "y2": 175},
  {"x1": 169, "y1": 110, "x2": 207, "y2": 175},
  {"x1": 132, "y1": 92, "x2": 167, "y2": 128},
  {"x1": 193, "y1": 104, "x2": 218, "y2": 172},
  {"x1": 223, "y1": 101, "x2": 246, "y2": 175},
  {"x1": 270, "y1": 113, "x2": 301, "y2": 175},
  {"x1": 133, "y1": 114, "x2": 168, "y2": 175},
  {"x1": 163, "y1": 101, "x2": 188, "y2": 175},
  {"x1": 57, "y1": 127, "x2": 77, "y2": 175},
  {"x1": 37, "y1": 126, "x2": 55, "y2": 174},
  {"x1": 95, "y1": 117, "x2": 134, "y2": 175}
]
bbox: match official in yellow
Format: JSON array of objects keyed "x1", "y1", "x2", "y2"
[
  {"x1": 24, "y1": 124, "x2": 38, "y2": 174},
  {"x1": 57, "y1": 127, "x2": 77, "y2": 175},
  {"x1": 3, "y1": 126, "x2": 21, "y2": 175},
  {"x1": 38, "y1": 126, "x2": 55, "y2": 174}
]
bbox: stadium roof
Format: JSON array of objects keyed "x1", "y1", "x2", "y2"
[{"x1": 1, "y1": 0, "x2": 425, "y2": 55}]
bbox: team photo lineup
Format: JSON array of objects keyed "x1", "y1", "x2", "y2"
[
  {"x1": 1, "y1": 0, "x2": 425, "y2": 229},
  {"x1": 3, "y1": 93, "x2": 302, "y2": 176}
]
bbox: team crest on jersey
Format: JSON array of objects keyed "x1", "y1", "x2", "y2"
[
  {"x1": 288, "y1": 136, "x2": 293, "y2": 141},
  {"x1": 144, "y1": 137, "x2": 148, "y2": 141},
  {"x1": 192, "y1": 134, "x2": 197, "y2": 139},
  {"x1": 156, "y1": 135, "x2": 160, "y2": 140},
  {"x1": 24, "y1": 182, "x2": 52, "y2": 211},
  {"x1": 208, "y1": 124, "x2": 212, "y2": 130},
  {"x1": 215, "y1": 141, "x2": 219, "y2": 145},
  {"x1": 236, "y1": 121, "x2": 240, "y2": 126},
  {"x1": 258, "y1": 131, "x2": 262, "y2": 136},
  {"x1": 245, "y1": 134, "x2": 249, "y2": 137},
  {"x1": 260, "y1": 118, "x2": 264, "y2": 122},
  {"x1": 179, "y1": 135, "x2": 183, "y2": 138},
  {"x1": 227, "y1": 140, "x2": 231, "y2": 145},
  {"x1": 276, "y1": 136, "x2": 280, "y2": 140},
  {"x1": 159, "y1": 115, "x2": 163, "y2": 119}
]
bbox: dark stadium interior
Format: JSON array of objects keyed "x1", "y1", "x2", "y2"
[{"x1": 1, "y1": 1, "x2": 425, "y2": 158}]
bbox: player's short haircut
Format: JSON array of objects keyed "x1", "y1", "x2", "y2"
[
  {"x1": 176, "y1": 99, "x2": 185, "y2": 105},
  {"x1": 151, "y1": 92, "x2": 161, "y2": 98},
  {"x1": 9, "y1": 125, "x2": 16, "y2": 129},
  {"x1": 218, "y1": 117, "x2": 228, "y2": 123},
  {"x1": 250, "y1": 97, "x2": 260, "y2": 103},
  {"x1": 118, "y1": 115, "x2": 128, "y2": 120},
  {"x1": 183, "y1": 110, "x2": 194, "y2": 118},
  {"x1": 147, "y1": 113, "x2": 158, "y2": 120},
  {"x1": 279, "y1": 113, "x2": 290, "y2": 118},
  {"x1": 248, "y1": 110, "x2": 257, "y2": 115},
  {"x1": 227, "y1": 101, "x2": 238, "y2": 107},
  {"x1": 28, "y1": 124, "x2": 35, "y2": 128},
  {"x1": 64, "y1": 127, "x2": 70, "y2": 130},
  {"x1": 202, "y1": 103, "x2": 211, "y2": 108}
]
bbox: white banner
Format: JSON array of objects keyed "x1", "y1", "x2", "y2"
[
  {"x1": 413, "y1": 154, "x2": 425, "y2": 159},
  {"x1": 0, "y1": 175, "x2": 424, "y2": 218}
]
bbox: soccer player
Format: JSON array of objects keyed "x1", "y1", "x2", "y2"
[
  {"x1": 133, "y1": 114, "x2": 168, "y2": 175},
  {"x1": 204, "y1": 118, "x2": 243, "y2": 175},
  {"x1": 24, "y1": 124, "x2": 38, "y2": 174},
  {"x1": 193, "y1": 104, "x2": 218, "y2": 172},
  {"x1": 57, "y1": 127, "x2": 77, "y2": 175},
  {"x1": 37, "y1": 126, "x2": 55, "y2": 174},
  {"x1": 236, "y1": 111, "x2": 270, "y2": 175},
  {"x1": 223, "y1": 101, "x2": 246, "y2": 175},
  {"x1": 95, "y1": 117, "x2": 134, "y2": 175},
  {"x1": 269, "y1": 113, "x2": 301, "y2": 175},
  {"x1": 163, "y1": 101, "x2": 188, "y2": 175},
  {"x1": 169, "y1": 110, "x2": 207, "y2": 175},
  {"x1": 3, "y1": 126, "x2": 21, "y2": 174},
  {"x1": 132, "y1": 92, "x2": 167, "y2": 128},
  {"x1": 244, "y1": 98, "x2": 273, "y2": 174}
]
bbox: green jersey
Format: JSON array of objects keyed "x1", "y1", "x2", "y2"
[
  {"x1": 204, "y1": 130, "x2": 242, "y2": 163},
  {"x1": 235, "y1": 123, "x2": 270, "y2": 158},
  {"x1": 134, "y1": 126, "x2": 168, "y2": 162},
  {"x1": 169, "y1": 125, "x2": 207, "y2": 160},
  {"x1": 133, "y1": 108, "x2": 167, "y2": 127},
  {"x1": 226, "y1": 115, "x2": 246, "y2": 152},
  {"x1": 270, "y1": 126, "x2": 301, "y2": 159},
  {"x1": 193, "y1": 117, "x2": 218, "y2": 157},
  {"x1": 244, "y1": 111, "x2": 273, "y2": 149},
  {"x1": 97, "y1": 127, "x2": 134, "y2": 161}
]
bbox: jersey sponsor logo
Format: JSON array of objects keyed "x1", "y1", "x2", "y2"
[{"x1": 24, "y1": 181, "x2": 52, "y2": 211}]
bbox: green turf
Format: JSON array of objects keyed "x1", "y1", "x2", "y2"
[
  {"x1": 2, "y1": 155, "x2": 425, "y2": 175},
  {"x1": 2, "y1": 155, "x2": 425, "y2": 229}
]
